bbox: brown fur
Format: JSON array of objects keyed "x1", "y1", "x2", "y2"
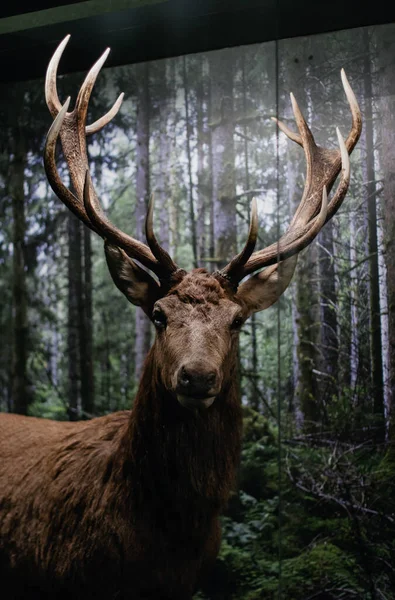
[
  {"x1": 0, "y1": 273, "x2": 243, "y2": 600},
  {"x1": 169, "y1": 269, "x2": 226, "y2": 304}
]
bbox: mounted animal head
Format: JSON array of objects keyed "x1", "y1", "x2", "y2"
[{"x1": 44, "y1": 36, "x2": 362, "y2": 410}]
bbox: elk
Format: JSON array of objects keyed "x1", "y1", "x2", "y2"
[{"x1": 0, "y1": 35, "x2": 361, "y2": 600}]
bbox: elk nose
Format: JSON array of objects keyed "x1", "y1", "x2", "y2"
[{"x1": 178, "y1": 365, "x2": 218, "y2": 397}]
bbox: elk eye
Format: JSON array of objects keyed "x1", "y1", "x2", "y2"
[
  {"x1": 231, "y1": 316, "x2": 243, "y2": 330},
  {"x1": 153, "y1": 310, "x2": 167, "y2": 329}
]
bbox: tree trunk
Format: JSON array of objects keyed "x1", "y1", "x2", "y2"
[
  {"x1": 280, "y1": 45, "x2": 318, "y2": 432},
  {"x1": 183, "y1": 56, "x2": 198, "y2": 268},
  {"x1": 349, "y1": 212, "x2": 359, "y2": 394},
  {"x1": 362, "y1": 31, "x2": 384, "y2": 428},
  {"x1": 294, "y1": 243, "x2": 321, "y2": 432},
  {"x1": 317, "y1": 221, "x2": 339, "y2": 403},
  {"x1": 10, "y1": 128, "x2": 29, "y2": 415},
  {"x1": 103, "y1": 311, "x2": 112, "y2": 411},
  {"x1": 378, "y1": 26, "x2": 395, "y2": 440},
  {"x1": 166, "y1": 58, "x2": 178, "y2": 261},
  {"x1": 286, "y1": 141, "x2": 304, "y2": 431},
  {"x1": 157, "y1": 60, "x2": 172, "y2": 253},
  {"x1": 241, "y1": 50, "x2": 259, "y2": 411},
  {"x1": 209, "y1": 49, "x2": 237, "y2": 269},
  {"x1": 67, "y1": 213, "x2": 82, "y2": 420},
  {"x1": 378, "y1": 216, "x2": 390, "y2": 433},
  {"x1": 207, "y1": 75, "x2": 215, "y2": 264},
  {"x1": 196, "y1": 57, "x2": 207, "y2": 268},
  {"x1": 134, "y1": 62, "x2": 152, "y2": 381},
  {"x1": 80, "y1": 227, "x2": 95, "y2": 416}
]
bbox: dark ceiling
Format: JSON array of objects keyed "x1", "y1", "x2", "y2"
[
  {"x1": 0, "y1": 1, "x2": 84, "y2": 19},
  {"x1": 1, "y1": 0, "x2": 395, "y2": 83}
]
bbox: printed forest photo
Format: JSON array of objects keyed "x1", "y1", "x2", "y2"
[{"x1": 1, "y1": 21, "x2": 395, "y2": 600}]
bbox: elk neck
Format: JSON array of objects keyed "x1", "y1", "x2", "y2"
[{"x1": 114, "y1": 340, "x2": 243, "y2": 520}]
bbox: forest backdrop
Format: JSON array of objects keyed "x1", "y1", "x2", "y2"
[{"x1": 1, "y1": 23, "x2": 395, "y2": 599}]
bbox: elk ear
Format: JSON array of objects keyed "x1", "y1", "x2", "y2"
[
  {"x1": 104, "y1": 242, "x2": 161, "y2": 316},
  {"x1": 236, "y1": 256, "x2": 298, "y2": 314}
]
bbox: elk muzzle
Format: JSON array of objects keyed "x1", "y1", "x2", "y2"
[{"x1": 176, "y1": 364, "x2": 220, "y2": 409}]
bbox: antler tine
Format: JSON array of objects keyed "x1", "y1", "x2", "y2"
[
  {"x1": 221, "y1": 186, "x2": 328, "y2": 281},
  {"x1": 324, "y1": 127, "x2": 350, "y2": 222},
  {"x1": 83, "y1": 173, "x2": 165, "y2": 274},
  {"x1": 271, "y1": 116, "x2": 302, "y2": 146},
  {"x1": 45, "y1": 35, "x2": 124, "y2": 137},
  {"x1": 74, "y1": 47, "x2": 111, "y2": 133},
  {"x1": 341, "y1": 69, "x2": 362, "y2": 153},
  {"x1": 287, "y1": 91, "x2": 320, "y2": 226},
  {"x1": 218, "y1": 198, "x2": 258, "y2": 281},
  {"x1": 271, "y1": 69, "x2": 361, "y2": 153},
  {"x1": 45, "y1": 34, "x2": 71, "y2": 116},
  {"x1": 86, "y1": 92, "x2": 125, "y2": 136},
  {"x1": 145, "y1": 194, "x2": 179, "y2": 275},
  {"x1": 221, "y1": 70, "x2": 361, "y2": 282},
  {"x1": 45, "y1": 35, "x2": 180, "y2": 280},
  {"x1": 44, "y1": 98, "x2": 97, "y2": 232},
  {"x1": 240, "y1": 128, "x2": 350, "y2": 276}
]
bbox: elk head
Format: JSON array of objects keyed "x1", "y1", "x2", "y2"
[{"x1": 44, "y1": 36, "x2": 362, "y2": 410}]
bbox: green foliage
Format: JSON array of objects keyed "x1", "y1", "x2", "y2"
[
  {"x1": 280, "y1": 543, "x2": 366, "y2": 598},
  {"x1": 28, "y1": 390, "x2": 68, "y2": 420},
  {"x1": 197, "y1": 408, "x2": 395, "y2": 599}
]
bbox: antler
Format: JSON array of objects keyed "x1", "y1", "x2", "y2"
[
  {"x1": 44, "y1": 35, "x2": 179, "y2": 280},
  {"x1": 220, "y1": 70, "x2": 362, "y2": 283}
]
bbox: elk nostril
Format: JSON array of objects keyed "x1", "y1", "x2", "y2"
[
  {"x1": 178, "y1": 367, "x2": 218, "y2": 393},
  {"x1": 206, "y1": 372, "x2": 216, "y2": 386},
  {"x1": 179, "y1": 367, "x2": 191, "y2": 387}
]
